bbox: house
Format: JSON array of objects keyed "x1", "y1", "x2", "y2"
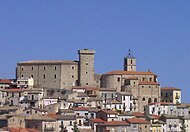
[
  {"x1": 103, "y1": 100, "x2": 122, "y2": 111},
  {"x1": 96, "y1": 110, "x2": 118, "y2": 122},
  {"x1": 159, "y1": 114, "x2": 181, "y2": 132},
  {"x1": 161, "y1": 87, "x2": 181, "y2": 104},
  {"x1": 145, "y1": 102, "x2": 177, "y2": 116},
  {"x1": 16, "y1": 77, "x2": 34, "y2": 88},
  {"x1": 8, "y1": 114, "x2": 56, "y2": 131},
  {"x1": 96, "y1": 121, "x2": 130, "y2": 132},
  {"x1": 116, "y1": 92, "x2": 133, "y2": 112},
  {"x1": 23, "y1": 107, "x2": 47, "y2": 115},
  {"x1": 48, "y1": 114, "x2": 76, "y2": 132},
  {"x1": 89, "y1": 118, "x2": 105, "y2": 132},
  {"x1": 99, "y1": 88, "x2": 116, "y2": 104},
  {"x1": 126, "y1": 118, "x2": 150, "y2": 132}
]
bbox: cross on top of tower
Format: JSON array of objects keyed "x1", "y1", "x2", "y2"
[{"x1": 126, "y1": 49, "x2": 135, "y2": 59}]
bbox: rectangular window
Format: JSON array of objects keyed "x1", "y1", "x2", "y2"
[{"x1": 117, "y1": 77, "x2": 120, "y2": 82}]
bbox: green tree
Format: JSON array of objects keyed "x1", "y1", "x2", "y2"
[
  {"x1": 180, "y1": 119, "x2": 186, "y2": 132},
  {"x1": 73, "y1": 121, "x2": 79, "y2": 132}
]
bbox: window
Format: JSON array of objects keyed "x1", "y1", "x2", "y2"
[
  {"x1": 86, "y1": 63, "x2": 88, "y2": 65},
  {"x1": 154, "y1": 98, "x2": 157, "y2": 102},
  {"x1": 86, "y1": 83, "x2": 88, "y2": 85},
  {"x1": 123, "y1": 96, "x2": 125, "y2": 100},
  {"x1": 72, "y1": 75, "x2": 74, "y2": 78},
  {"x1": 21, "y1": 75, "x2": 24, "y2": 77},
  {"x1": 70, "y1": 121, "x2": 72, "y2": 125},
  {"x1": 142, "y1": 97, "x2": 145, "y2": 101},
  {"x1": 43, "y1": 66, "x2": 46, "y2": 70},
  {"x1": 117, "y1": 77, "x2": 120, "y2": 82},
  {"x1": 31, "y1": 67, "x2": 33, "y2": 70},
  {"x1": 110, "y1": 93, "x2": 113, "y2": 99},
  {"x1": 54, "y1": 74, "x2": 56, "y2": 79},
  {"x1": 31, "y1": 75, "x2": 33, "y2": 78},
  {"x1": 43, "y1": 74, "x2": 46, "y2": 79},
  {"x1": 131, "y1": 59, "x2": 133, "y2": 64},
  {"x1": 86, "y1": 72, "x2": 88, "y2": 74},
  {"x1": 150, "y1": 78, "x2": 152, "y2": 81},
  {"x1": 21, "y1": 68, "x2": 24, "y2": 71},
  {"x1": 54, "y1": 66, "x2": 57, "y2": 70},
  {"x1": 148, "y1": 98, "x2": 151, "y2": 103},
  {"x1": 72, "y1": 66, "x2": 75, "y2": 69},
  {"x1": 12, "y1": 93, "x2": 14, "y2": 97}
]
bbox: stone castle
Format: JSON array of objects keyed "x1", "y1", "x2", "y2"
[
  {"x1": 16, "y1": 49, "x2": 101, "y2": 89},
  {"x1": 16, "y1": 49, "x2": 160, "y2": 112}
]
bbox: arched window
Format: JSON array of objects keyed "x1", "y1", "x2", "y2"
[
  {"x1": 154, "y1": 98, "x2": 157, "y2": 102},
  {"x1": 142, "y1": 97, "x2": 145, "y2": 101},
  {"x1": 148, "y1": 98, "x2": 151, "y2": 103}
]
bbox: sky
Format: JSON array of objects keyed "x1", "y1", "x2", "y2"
[{"x1": 0, "y1": 0, "x2": 190, "y2": 102}]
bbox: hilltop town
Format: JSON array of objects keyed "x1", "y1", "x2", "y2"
[{"x1": 0, "y1": 49, "x2": 188, "y2": 132}]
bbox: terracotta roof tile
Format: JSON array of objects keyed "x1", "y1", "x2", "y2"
[
  {"x1": 104, "y1": 121, "x2": 129, "y2": 126},
  {"x1": 161, "y1": 87, "x2": 181, "y2": 91},
  {"x1": 126, "y1": 118, "x2": 150, "y2": 124},
  {"x1": 105, "y1": 70, "x2": 155, "y2": 75},
  {"x1": 0, "y1": 79, "x2": 12, "y2": 84},
  {"x1": 72, "y1": 107, "x2": 90, "y2": 111},
  {"x1": 90, "y1": 118, "x2": 106, "y2": 123},
  {"x1": 5, "y1": 88, "x2": 24, "y2": 92}
]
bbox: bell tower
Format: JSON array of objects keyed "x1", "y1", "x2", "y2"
[{"x1": 124, "y1": 49, "x2": 136, "y2": 71}]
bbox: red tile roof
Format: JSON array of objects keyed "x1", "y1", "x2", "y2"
[
  {"x1": 90, "y1": 118, "x2": 106, "y2": 123},
  {"x1": 139, "y1": 81, "x2": 159, "y2": 85},
  {"x1": 105, "y1": 70, "x2": 155, "y2": 75},
  {"x1": 104, "y1": 121, "x2": 129, "y2": 126},
  {"x1": 0, "y1": 79, "x2": 12, "y2": 84},
  {"x1": 126, "y1": 118, "x2": 150, "y2": 124},
  {"x1": 72, "y1": 107, "x2": 90, "y2": 111},
  {"x1": 161, "y1": 87, "x2": 181, "y2": 91},
  {"x1": 5, "y1": 88, "x2": 24, "y2": 92}
]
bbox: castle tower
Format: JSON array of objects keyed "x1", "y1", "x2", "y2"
[
  {"x1": 78, "y1": 49, "x2": 95, "y2": 86},
  {"x1": 124, "y1": 49, "x2": 136, "y2": 71}
]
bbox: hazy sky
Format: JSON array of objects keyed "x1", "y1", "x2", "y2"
[{"x1": 0, "y1": 1, "x2": 190, "y2": 102}]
